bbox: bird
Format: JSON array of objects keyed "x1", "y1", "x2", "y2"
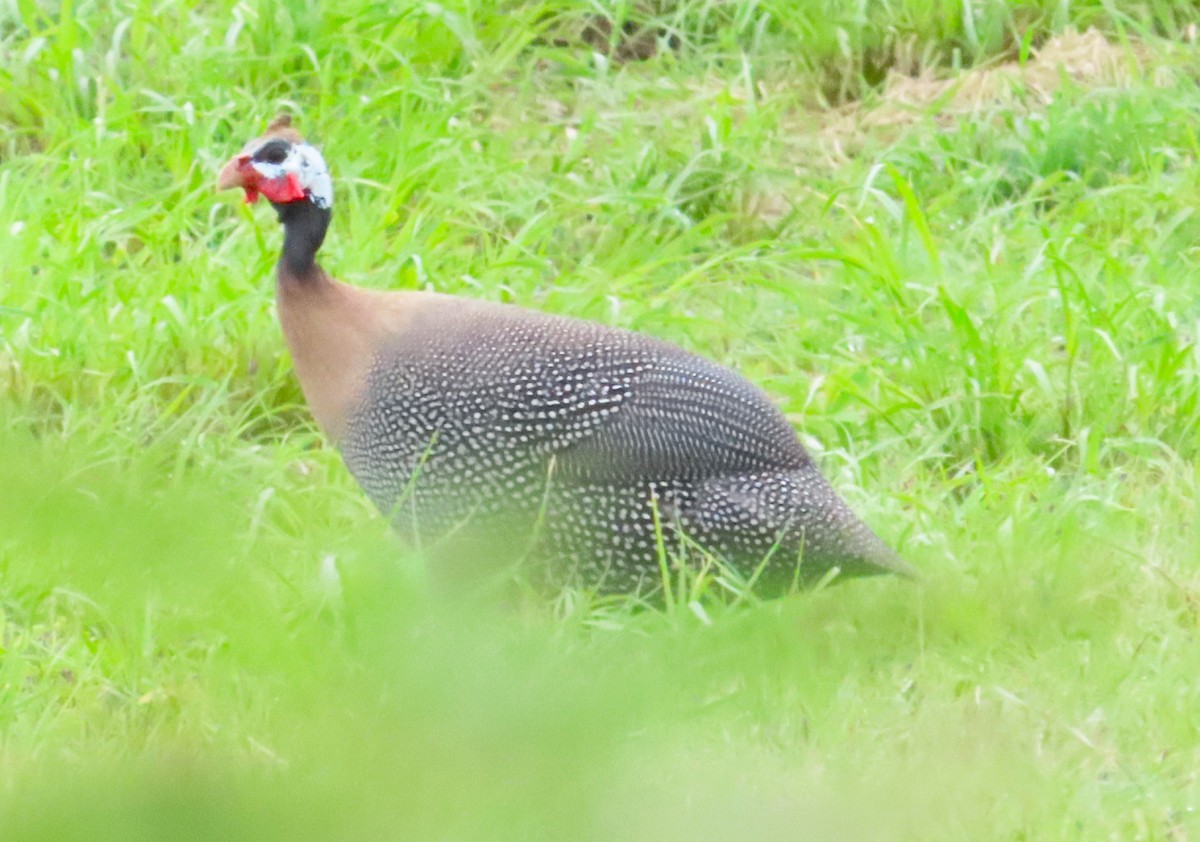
[{"x1": 216, "y1": 115, "x2": 915, "y2": 595}]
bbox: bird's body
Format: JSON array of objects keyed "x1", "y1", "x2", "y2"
[{"x1": 218, "y1": 116, "x2": 914, "y2": 594}]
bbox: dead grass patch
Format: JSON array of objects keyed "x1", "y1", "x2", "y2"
[
  {"x1": 749, "y1": 30, "x2": 1186, "y2": 224},
  {"x1": 822, "y1": 28, "x2": 1179, "y2": 158}
]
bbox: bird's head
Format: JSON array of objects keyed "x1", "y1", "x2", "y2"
[{"x1": 216, "y1": 115, "x2": 333, "y2": 210}]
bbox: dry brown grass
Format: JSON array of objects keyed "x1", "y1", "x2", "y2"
[
  {"x1": 821, "y1": 28, "x2": 1177, "y2": 158},
  {"x1": 748, "y1": 30, "x2": 1185, "y2": 224}
]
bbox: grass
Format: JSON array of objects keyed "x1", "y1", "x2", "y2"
[{"x1": 2, "y1": 0, "x2": 1200, "y2": 838}]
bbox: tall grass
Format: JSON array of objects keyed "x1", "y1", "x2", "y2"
[{"x1": 2, "y1": 1, "x2": 1199, "y2": 839}]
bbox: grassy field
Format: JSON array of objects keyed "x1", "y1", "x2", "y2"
[{"x1": 3, "y1": 0, "x2": 1200, "y2": 838}]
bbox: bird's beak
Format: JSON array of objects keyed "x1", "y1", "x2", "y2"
[
  {"x1": 217, "y1": 154, "x2": 263, "y2": 203},
  {"x1": 216, "y1": 154, "x2": 251, "y2": 191}
]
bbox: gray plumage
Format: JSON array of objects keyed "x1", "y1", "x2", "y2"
[{"x1": 341, "y1": 301, "x2": 910, "y2": 594}]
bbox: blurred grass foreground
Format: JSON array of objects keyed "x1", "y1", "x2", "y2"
[{"x1": 2, "y1": 1, "x2": 1200, "y2": 839}]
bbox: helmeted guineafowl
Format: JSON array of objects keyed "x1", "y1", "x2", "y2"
[{"x1": 217, "y1": 116, "x2": 915, "y2": 594}]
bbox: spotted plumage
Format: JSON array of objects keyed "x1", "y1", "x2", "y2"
[
  {"x1": 339, "y1": 296, "x2": 908, "y2": 592},
  {"x1": 217, "y1": 116, "x2": 915, "y2": 595}
]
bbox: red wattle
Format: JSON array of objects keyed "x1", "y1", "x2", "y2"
[
  {"x1": 257, "y1": 172, "x2": 307, "y2": 204},
  {"x1": 283, "y1": 172, "x2": 306, "y2": 201}
]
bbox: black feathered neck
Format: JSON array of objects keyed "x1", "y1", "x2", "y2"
[{"x1": 272, "y1": 198, "x2": 332, "y2": 282}]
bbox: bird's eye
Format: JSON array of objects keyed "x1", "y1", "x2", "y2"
[{"x1": 254, "y1": 141, "x2": 290, "y2": 165}]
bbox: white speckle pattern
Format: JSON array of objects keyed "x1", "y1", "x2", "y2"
[{"x1": 340, "y1": 305, "x2": 901, "y2": 593}]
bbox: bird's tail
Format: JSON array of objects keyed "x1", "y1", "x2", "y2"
[
  {"x1": 838, "y1": 523, "x2": 918, "y2": 580},
  {"x1": 815, "y1": 478, "x2": 918, "y2": 582}
]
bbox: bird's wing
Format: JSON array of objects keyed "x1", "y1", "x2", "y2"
[
  {"x1": 421, "y1": 304, "x2": 812, "y2": 483},
  {"x1": 547, "y1": 349, "x2": 813, "y2": 482}
]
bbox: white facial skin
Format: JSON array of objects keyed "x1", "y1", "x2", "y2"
[{"x1": 252, "y1": 142, "x2": 334, "y2": 209}]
